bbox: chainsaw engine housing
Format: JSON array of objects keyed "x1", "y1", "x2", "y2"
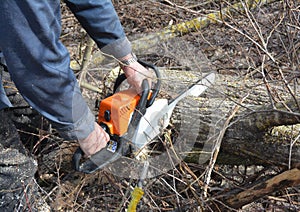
[{"x1": 97, "y1": 88, "x2": 140, "y2": 136}]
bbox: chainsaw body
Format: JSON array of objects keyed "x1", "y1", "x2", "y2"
[
  {"x1": 97, "y1": 88, "x2": 143, "y2": 154},
  {"x1": 73, "y1": 60, "x2": 161, "y2": 173}
]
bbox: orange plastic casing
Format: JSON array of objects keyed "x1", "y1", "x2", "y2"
[{"x1": 97, "y1": 89, "x2": 140, "y2": 136}]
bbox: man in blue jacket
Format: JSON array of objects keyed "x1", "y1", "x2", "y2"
[
  {"x1": 0, "y1": 0, "x2": 150, "y2": 156},
  {"x1": 0, "y1": 0, "x2": 150, "y2": 210}
]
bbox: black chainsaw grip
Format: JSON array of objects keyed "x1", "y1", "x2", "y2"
[
  {"x1": 137, "y1": 60, "x2": 161, "y2": 107},
  {"x1": 73, "y1": 122, "x2": 110, "y2": 172},
  {"x1": 137, "y1": 79, "x2": 150, "y2": 114},
  {"x1": 72, "y1": 147, "x2": 84, "y2": 171}
]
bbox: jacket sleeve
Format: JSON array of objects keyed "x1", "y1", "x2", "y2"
[{"x1": 65, "y1": 0, "x2": 132, "y2": 59}]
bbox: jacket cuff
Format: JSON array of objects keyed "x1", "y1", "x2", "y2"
[
  {"x1": 101, "y1": 37, "x2": 132, "y2": 59},
  {"x1": 56, "y1": 108, "x2": 95, "y2": 141}
]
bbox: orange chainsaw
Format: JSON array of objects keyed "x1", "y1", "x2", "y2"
[
  {"x1": 73, "y1": 60, "x2": 161, "y2": 173},
  {"x1": 73, "y1": 61, "x2": 215, "y2": 174}
]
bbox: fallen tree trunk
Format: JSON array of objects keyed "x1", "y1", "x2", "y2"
[
  {"x1": 173, "y1": 74, "x2": 300, "y2": 168},
  {"x1": 172, "y1": 74, "x2": 300, "y2": 209},
  {"x1": 221, "y1": 100, "x2": 300, "y2": 168},
  {"x1": 183, "y1": 99, "x2": 300, "y2": 168}
]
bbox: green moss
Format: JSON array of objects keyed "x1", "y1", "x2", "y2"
[{"x1": 264, "y1": 124, "x2": 300, "y2": 144}]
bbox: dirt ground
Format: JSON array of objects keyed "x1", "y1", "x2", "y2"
[{"x1": 6, "y1": 0, "x2": 299, "y2": 211}]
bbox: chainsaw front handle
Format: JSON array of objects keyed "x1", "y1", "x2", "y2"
[
  {"x1": 137, "y1": 60, "x2": 161, "y2": 107},
  {"x1": 127, "y1": 78, "x2": 149, "y2": 136}
]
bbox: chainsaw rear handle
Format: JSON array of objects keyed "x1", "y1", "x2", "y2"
[
  {"x1": 113, "y1": 59, "x2": 161, "y2": 108},
  {"x1": 72, "y1": 127, "x2": 121, "y2": 173}
]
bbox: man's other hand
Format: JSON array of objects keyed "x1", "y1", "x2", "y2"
[{"x1": 119, "y1": 54, "x2": 154, "y2": 94}]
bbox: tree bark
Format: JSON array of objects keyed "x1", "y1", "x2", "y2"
[{"x1": 183, "y1": 99, "x2": 300, "y2": 167}]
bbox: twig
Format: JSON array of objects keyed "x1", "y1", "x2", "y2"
[
  {"x1": 289, "y1": 132, "x2": 300, "y2": 169},
  {"x1": 144, "y1": 190, "x2": 161, "y2": 211},
  {"x1": 79, "y1": 35, "x2": 94, "y2": 86},
  {"x1": 261, "y1": 55, "x2": 276, "y2": 108},
  {"x1": 73, "y1": 180, "x2": 86, "y2": 209},
  {"x1": 79, "y1": 81, "x2": 102, "y2": 93},
  {"x1": 115, "y1": 178, "x2": 134, "y2": 212},
  {"x1": 203, "y1": 93, "x2": 249, "y2": 197},
  {"x1": 181, "y1": 162, "x2": 204, "y2": 189},
  {"x1": 159, "y1": 0, "x2": 200, "y2": 14},
  {"x1": 160, "y1": 178, "x2": 184, "y2": 199},
  {"x1": 20, "y1": 180, "x2": 33, "y2": 212}
]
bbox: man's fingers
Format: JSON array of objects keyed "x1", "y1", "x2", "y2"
[{"x1": 121, "y1": 61, "x2": 155, "y2": 94}]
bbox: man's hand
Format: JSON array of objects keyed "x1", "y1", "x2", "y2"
[
  {"x1": 119, "y1": 53, "x2": 154, "y2": 94},
  {"x1": 78, "y1": 122, "x2": 110, "y2": 157}
]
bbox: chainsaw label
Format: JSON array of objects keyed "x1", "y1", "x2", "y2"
[{"x1": 107, "y1": 140, "x2": 118, "y2": 153}]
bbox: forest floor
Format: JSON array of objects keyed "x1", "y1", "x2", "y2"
[{"x1": 5, "y1": 0, "x2": 299, "y2": 211}]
